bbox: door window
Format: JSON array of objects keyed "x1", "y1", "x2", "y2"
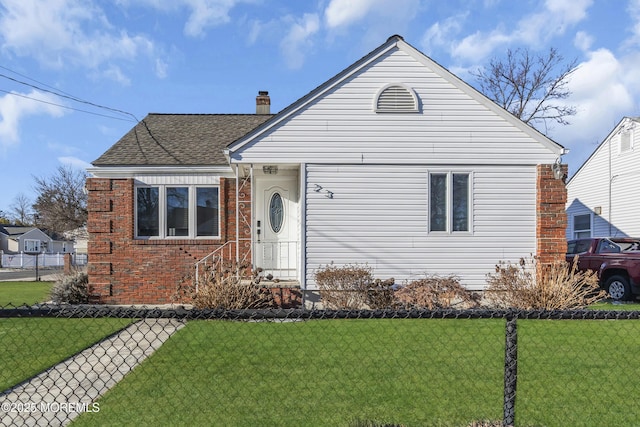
[{"x1": 269, "y1": 192, "x2": 284, "y2": 233}]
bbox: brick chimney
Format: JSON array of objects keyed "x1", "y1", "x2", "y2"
[{"x1": 256, "y1": 91, "x2": 270, "y2": 114}]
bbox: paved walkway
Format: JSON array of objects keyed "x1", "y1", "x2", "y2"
[{"x1": 0, "y1": 318, "x2": 185, "y2": 427}]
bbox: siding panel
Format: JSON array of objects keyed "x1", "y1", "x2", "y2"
[
  {"x1": 232, "y1": 49, "x2": 558, "y2": 166},
  {"x1": 305, "y1": 164, "x2": 537, "y2": 289}
]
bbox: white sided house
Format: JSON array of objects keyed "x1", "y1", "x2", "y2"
[
  {"x1": 86, "y1": 35, "x2": 567, "y2": 305},
  {"x1": 226, "y1": 35, "x2": 567, "y2": 292},
  {"x1": 566, "y1": 117, "x2": 640, "y2": 239}
]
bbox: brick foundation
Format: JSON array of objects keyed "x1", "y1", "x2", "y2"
[
  {"x1": 536, "y1": 164, "x2": 568, "y2": 264},
  {"x1": 86, "y1": 177, "x2": 252, "y2": 304}
]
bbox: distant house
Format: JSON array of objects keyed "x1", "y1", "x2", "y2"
[
  {"x1": 87, "y1": 35, "x2": 567, "y2": 305},
  {"x1": 0, "y1": 225, "x2": 75, "y2": 254},
  {"x1": 566, "y1": 117, "x2": 640, "y2": 239}
]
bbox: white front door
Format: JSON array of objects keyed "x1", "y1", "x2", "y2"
[{"x1": 255, "y1": 176, "x2": 298, "y2": 280}]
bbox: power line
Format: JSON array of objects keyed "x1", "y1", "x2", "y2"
[
  {"x1": 0, "y1": 89, "x2": 137, "y2": 122},
  {"x1": 0, "y1": 66, "x2": 139, "y2": 122}
]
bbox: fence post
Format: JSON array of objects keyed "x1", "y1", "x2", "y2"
[{"x1": 503, "y1": 315, "x2": 518, "y2": 426}]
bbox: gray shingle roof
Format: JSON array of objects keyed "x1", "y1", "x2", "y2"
[{"x1": 92, "y1": 113, "x2": 273, "y2": 166}]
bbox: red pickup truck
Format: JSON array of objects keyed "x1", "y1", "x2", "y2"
[{"x1": 566, "y1": 237, "x2": 640, "y2": 301}]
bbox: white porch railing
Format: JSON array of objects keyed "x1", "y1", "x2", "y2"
[
  {"x1": 255, "y1": 241, "x2": 299, "y2": 281},
  {"x1": 194, "y1": 242, "x2": 236, "y2": 292}
]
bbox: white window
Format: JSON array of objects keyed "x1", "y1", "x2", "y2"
[
  {"x1": 429, "y1": 172, "x2": 471, "y2": 233},
  {"x1": 24, "y1": 239, "x2": 41, "y2": 253},
  {"x1": 136, "y1": 185, "x2": 219, "y2": 239},
  {"x1": 573, "y1": 213, "x2": 591, "y2": 239}
]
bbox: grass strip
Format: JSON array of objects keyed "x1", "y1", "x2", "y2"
[
  {"x1": 0, "y1": 317, "x2": 134, "y2": 391},
  {"x1": 0, "y1": 281, "x2": 54, "y2": 306}
]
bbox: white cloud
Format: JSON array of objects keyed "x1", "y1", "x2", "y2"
[
  {"x1": 58, "y1": 156, "x2": 92, "y2": 170},
  {"x1": 325, "y1": 0, "x2": 378, "y2": 29},
  {"x1": 550, "y1": 48, "x2": 634, "y2": 163},
  {"x1": 120, "y1": 0, "x2": 253, "y2": 37},
  {"x1": 574, "y1": 31, "x2": 593, "y2": 52},
  {"x1": 421, "y1": 13, "x2": 467, "y2": 55},
  {"x1": 324, "y1": 0, "x2": 419, "y2": 33},
  {"x1": 280, "y1": 13, "x2": 320, "y2": 69},
  {"x1": 0, "y1": 0, "x2": 160, "y2": 81},
  {"x1": 448, "y1": 0, "x2": 593, "y2": 63},
  {"x1": 0, "y1": 89, "x2": 66, "y2": 151}
]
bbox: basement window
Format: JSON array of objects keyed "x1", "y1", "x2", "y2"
[{"x1": 375, "y1": 84, "x2": 419, "y2": 113}]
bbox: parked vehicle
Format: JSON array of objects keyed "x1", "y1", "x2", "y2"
[{"x1": 566, "y1": 237, "x2": 640, "y2": 301}]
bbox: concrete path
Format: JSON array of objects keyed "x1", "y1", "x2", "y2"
[{"x1": 0, "y1": 318, "x2": 185, "y2": 427}]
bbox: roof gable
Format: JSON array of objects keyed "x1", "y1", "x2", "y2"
[
  {"x1": 567, "y1": 116, "x2": 640, "y2": 186},
  {"x1": 227, "y1": 35, "x2": 564, "y2": 158}
]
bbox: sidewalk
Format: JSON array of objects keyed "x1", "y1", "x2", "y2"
[{"x1": 0, "y1": 318, "x2": 185, "y2": 426}]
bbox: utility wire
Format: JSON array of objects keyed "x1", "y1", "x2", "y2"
[
  {"x1": 0, "y1": 89, "x2": 137, "y2": 122},
  {"x1": 0, "y1": 68, "x2": 139, "y2": 122}
]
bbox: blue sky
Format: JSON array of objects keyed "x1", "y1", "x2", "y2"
[{"x1": 0, "y1": 0, "x2": 639, "y2": 215}]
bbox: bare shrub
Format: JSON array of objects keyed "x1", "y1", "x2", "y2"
[
  {"x1": 175, "y1": 260, "x2": 274, "y2": 309},
  {"x1": 315, "y1": 263, "x2": 374, "y2": 309},
  {"x1": 485, "y1": 256, "x2": 605, "y2": 310},
  {"x1": 315, "y1": 263, "x2": 396, "y2": 309},
  {"x1": 395, "y1": 274, "x2": 479, "y2": 309},
  {"x1": 366, "y1": 278, "x2": 397, "y2": 309},
  {"x1": 50, "y1": 270, "x2": 89, "y2": 304}
]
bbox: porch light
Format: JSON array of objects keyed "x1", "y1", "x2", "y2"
[{"x1": 263, "y1": 165, "x2": 278, "y2": 175}]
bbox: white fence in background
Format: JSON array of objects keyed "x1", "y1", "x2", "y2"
[{"x1": 0, "y1": 251, "x2": 88, "y2": 269}]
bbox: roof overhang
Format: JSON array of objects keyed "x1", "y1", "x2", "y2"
[{"x1": 87, "y1": 165, "x2": 234, "y2": 179}]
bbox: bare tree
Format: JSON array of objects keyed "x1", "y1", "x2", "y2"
[
  {"x1": 473, "y1": 47, "x2": 578, "y2": 130},
  {"x1": 9, "y1": 193, "x2": 33, "y2": 225},
  {"x1": 32, "y1": 166, "x2": 88, "y2": 235},
  {"x1": 0, "y1": 210, "x2": 9, "y2": 225}
]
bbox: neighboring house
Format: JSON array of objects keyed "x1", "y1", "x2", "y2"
[
  {"x1": 63, "y1": 227, "x2": 89, "y2": 255},
  {"x1": 0, "y1": 225, "x2": 75, "y2": 254},
  {"x1": 87, "y1": 35, "x2": 567, "y2": 305},
  {"x1": 566, "y1": 117, "x2": 640, "y2": 240}
]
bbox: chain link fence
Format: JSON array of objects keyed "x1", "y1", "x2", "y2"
[{"x1": 1, "y1": 305, "x2": 639, "y2": 426}]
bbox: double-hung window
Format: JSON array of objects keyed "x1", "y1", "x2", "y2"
[
  {"x1": 573, "y1": 213, "x2": 591, "y2": 239},
  {"x1": 136, "y1": 185, "x2": 219, "y2": 239},
  {"x1": 429, "y1": 172, "x2": 471, "y2": 233}
]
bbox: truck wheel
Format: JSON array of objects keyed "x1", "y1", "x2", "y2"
[{"x1": 605, "y1": 275, "x2": 631, "y2": 301}]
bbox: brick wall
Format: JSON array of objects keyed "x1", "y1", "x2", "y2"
[
  {"x1": 536, "y1": 164, "x2": 568, "y2": 264},
  {"x1": 86, "y1": 177, "x2": 251, "y2": 304}
]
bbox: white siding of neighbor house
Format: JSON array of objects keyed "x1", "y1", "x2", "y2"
[
  {"x1": 567, "y1": 118, "x2": 640, "y2": 239},
  {"x1": 305, "y1": 164, "x2": 537, "y2": 290},
  {"x1": 231, "y1": 48, "x2": 559, "y2": 166}
]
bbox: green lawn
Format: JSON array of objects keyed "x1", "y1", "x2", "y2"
[
  {"x1": 73, "y1": 319, "x2": 506, "y2": 427},
  {"x1": 0, "y1": 317, "x2": 134, "y2": 392},
  {"x1": 517, "y1": 319, "x2": 640, "y2": 426},
  {"x1": 0, "y1": 281, "x2": 54, "y2": 306},
  {"x1": 69, "y1": 316, "x2": 640, "y2": 427}
]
